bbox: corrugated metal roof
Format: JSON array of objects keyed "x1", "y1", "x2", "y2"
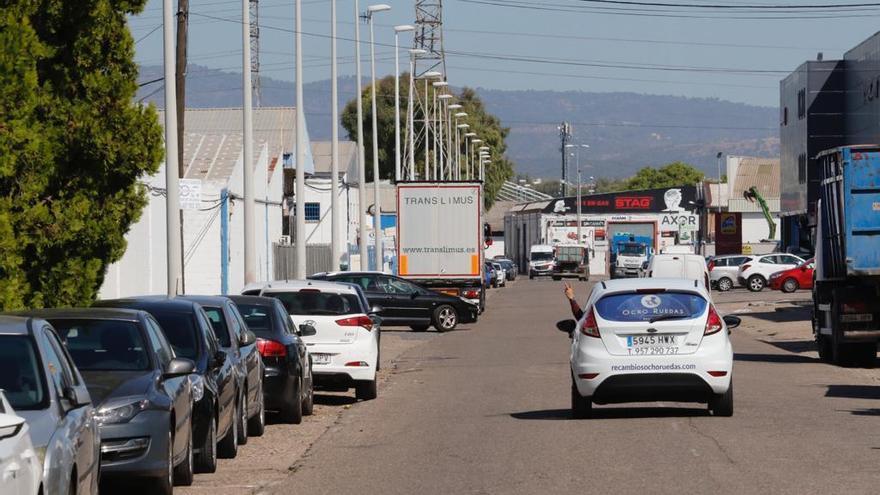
[
  {"x1": 731, "y1": 157, "x2": 780, "y2": 200},
  {"x1": 158, "y1": 107, "x2": 299, "y2": 183}
]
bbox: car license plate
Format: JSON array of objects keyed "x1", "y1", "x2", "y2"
[
  {"x1": 312, "y1": 353, "x2": 331, "y2": 365},
  {"x1": 841, "y1": 313, "x2": 873, "y2": 323},
  {"x1": 626, "y1": 335, "x2": 679, "y2": 355}
]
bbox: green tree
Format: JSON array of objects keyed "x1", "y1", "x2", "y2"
[
  {"x1": 0, "y1": 1, "x2": 163, "y2": 310},
  {"x1": 341, "y1": 78, "x2": 514, "y2": 209},
  {"x1": 622, "y1": 161, "x2": 704, "y2": 191}
]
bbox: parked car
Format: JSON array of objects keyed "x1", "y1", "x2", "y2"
[
  {"x1": 179, "y1": 296, "x2": 264, "y2": 440},
  {"x1": 708, "y1": 255, "x2": 751, "y2": 292},
  {"x1": 556, "y1": 278, "x2": 740, "y2": 419},
  {"x1": 95, "y1": 298, "x2": 240, "y2": 472},
  {"x1": 245, "y1": 281, "x2": 380, "y2": 400},
  {"x1": 491, "y1": 262, "x2": 507, "y2": 287},
  {"x1": 0, "y1": 390, "x2": 42, "y2": 495},
  {"x1": 495, "y1": 258, "x2": 518, "y2": 281},
  {"x1": 769, "y1": 258, "x2": 815, "y2": 293},
  {"x1": 21, "y1": 308, "x2": 196, "y2": 492},
  {"x1": 484, "y1": 261, "x2": 500, "y2": 288},
  {"x1": 737, "y1": 253, "x2": 805, "y2": 292},
  {"x1": 227, "y1": 295, "x2": 314, "y2": 424},
  {"x1": 309, "y1": 272, "x2": 478, "y2": 332},
  {"x1": 0, "y1": 316, "x2": 100, "y2": 495}
]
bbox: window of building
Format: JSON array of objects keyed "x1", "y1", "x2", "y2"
[
  {"x1": 798, "y1": 153, "x2": 807, "y2": 184},
  {"x1": 797, "y1": 89, "x2": 806, "y2": 119},
  {"x1": 782, "y1": 106, "x2": 788, "y2": 126},
  {"x1": 304, "y1": 202, "x2": 321, "y2": 222}
]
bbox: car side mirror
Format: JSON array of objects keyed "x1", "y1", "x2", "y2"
[
  {"x1": 0, "y1": 416, "x2": 26, "y2": 440},
  {"x1": 299, "y1": 324, "x2": 317, "y2": 337},
  {"x1": 63, "y1": 386, "x2": 91, "y2": 408},
  {"x1": 369, "y1": 305, "x2": 384, "y2": 315},
  {"x1": 239, "y1": 330, "x2": 257, "y2": 347},
  {"x1": 212, "y1": 350, "x2": 227, "y2": 368},
  {"x1": 556, "y1": 319, "x2": 576, "y2": 336},
  {"x1": 164, "y1": 357, "x2": 196, "y2": 379},
  {"x1": 722, "y1": 315, "x2": 741, "y2": 330}
]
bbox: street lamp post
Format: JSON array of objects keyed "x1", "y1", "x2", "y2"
[
  {"x1": 367, "y1": 3, "x2": 390, "y2": 271},
  {"x1": 393, "y1": 25, "x2": 414, "y2": 183},
  {"x1": 565, "y1": 143, "x2": 590, "y2": 244},
  {"x1": 162, "y1": 0, "x2": 181, "y2": 294},
  {"x1": 455, "y1": 118, "x2": 468, "y2": 180},
  {"x1": 294, "y1": 0, "x2": 306, "y2": 278},
  {"x1": 470, "y1": 139, "x2": 482, "y2": 180},
  {"x1": 464, "y1": 133, "x2": 476, "y2": 179},
  {"x1": 406, "y1": 49, "x2": 426, "y2": 180},
  {"x1": 448, "y1": 104, "x2": 463, "y2": 177},
  {"x1": 354, "y1": 0, "x2": 368, "y2": 270},
  {"x1": 330, "y1": 0, "x2": 341, "y2": 270},
  {"x1": 438, "y1": 93, "x2": 452, "y2": 179},
  {"x1": 420, "y1": 71, "x2": 442, "y2": 180},
  {"x1": 433, "y1": 81, "x2": 448, "y2": 180}
]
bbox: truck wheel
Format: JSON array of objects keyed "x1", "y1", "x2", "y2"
[
  {"x1": 747, "y1": 275, "x2": 765, "y2": 292},
  {"x1": 782, "y1": 278, "x2": 799, "y2": 293},
  {"x1": 716, "y1": 277, "x2": 733, "y2": 292},
  {"x1": 433, "y1": 305, "x2": 458, "y2": 332},
  {"x1": 816, "y1": 334, "x2": 832, "y2": 362}
]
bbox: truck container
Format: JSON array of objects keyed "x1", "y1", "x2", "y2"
[
  {"x1": 397, "y1": 183, "x2": 485, "y2": 312},
  {"x1": 813, "y1": 146, "x2": 880, "y2": 365}
]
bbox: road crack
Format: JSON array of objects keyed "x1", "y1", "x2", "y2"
[{"x1": 687, "y1": 417, "x2": 737, "y2": 465}]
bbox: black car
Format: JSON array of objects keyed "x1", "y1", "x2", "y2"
[
  {"x1": 227, "y1": 295, "x2": 314, "y2": 424},
  {"x1": 17, "y1": 308, "x2": 196, "y2": 493},
  {"x1": 180, "y1": 296, "x2": 264, "y2": 441},
  {"x1": 309, "y1": 272, "x2": 478, "y2": 332},
  {"x1": 95, "y1": 297, "x2": 240, "y2": 472}
]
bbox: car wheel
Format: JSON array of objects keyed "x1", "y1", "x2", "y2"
[
  {"x1": 280, "y1": 379, "x2": 303, "y2": 425},
  {"x1": 433, "y1": 305, "x2": 458, "y2": 332},
  {"x1": 709, "y1": 381, "x2": 733, "y2": 417},
  {"x1": 782, "y1": 278, "x2": 799, "y2": 293},
  {"x1": 716, "y1": 277, "x2": 733, "y2": 292},
  {"x1": 410, "y1": 325, "x2": 429, "y2": 332},
  {"x1": 571, "y1": 381, "x2": 592, "y2": 419},
  {"x1": 236, "y1": 393, "x2": 248, "y2": 445},
  {"x1": 247, "y1": 389, "x2": 266, "y2": 436},
  {"x1": 173, "y1": 424, "x2": 194, "y2": 486},
  {"x1": 356, "y1": 378, "x2": 378, "y2": 401},
  {"x1": 153, "y1": 430, "x2": 173, "y2": 495},
  {"x1": 194, "y1": 415, "x2": 217, "y2": 473},
  {"x1": 302, "y1": 367, "x2": 315, "y2": 416},
  {"x1": 747, "y1": 275, "x2": 765, "y2": 292},
  {"x1": 217, "y1": 401, "x2": 239, "y2": 459}
]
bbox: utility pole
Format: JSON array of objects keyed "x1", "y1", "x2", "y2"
[
  {"x1": 175, "y1": 0, "x2": 188, "y2": 292},
  {"x1": 558, "y1": 122, "x2": 571, "y2": 197},
  {"x1": 330, "y1": 0, "x2": 341, "y2": 270},
  {"x1": 355, "y1": 0, "x2": 368, "y2": 271},
  {"x1": 294, "y1": 0, "x2": 306, "y2": 278},
  {"x1": 243, "y1": 0, "x2": 256, "y2": 284},
  {"x1": 163, "y1": 0, "x2": 182, "y2": 295}
]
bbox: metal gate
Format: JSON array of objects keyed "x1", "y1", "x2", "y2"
[{"x1": 273, "y1": 243, "x2": 333, "y2": 279}]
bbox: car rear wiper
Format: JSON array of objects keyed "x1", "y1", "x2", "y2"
[{"x1": 648, "y1": 314, "x2": 691, "y2": 324}]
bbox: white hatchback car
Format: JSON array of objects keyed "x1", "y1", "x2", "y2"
[
  {"x1": 0, "y1": 391, "x2": 41, "y2": 495},
  {"x1": 247, "y1": 281, "x2": 380, "y2": 400},
  {"x1": 558, "y1": 278, "x2": 739, "y2": 418},
  {"x1": 736, "y1": 253, "x2": 805, "y2": 292}
]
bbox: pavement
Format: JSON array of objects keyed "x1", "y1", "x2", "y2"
[{"x1": 172, "y1": 279, "x2": 880, "y2": 495}]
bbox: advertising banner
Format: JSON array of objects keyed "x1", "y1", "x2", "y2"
[{"x1": 715, "y1": 212, "x2": 743, "y2": 255}]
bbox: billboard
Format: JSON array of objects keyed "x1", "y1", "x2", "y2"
[
  {"x1": 715, "y1": 212, "x2": 743, "y2": 255},
  {"x1": 542, "y1": 186, "x2": 697, "y2": 215}
]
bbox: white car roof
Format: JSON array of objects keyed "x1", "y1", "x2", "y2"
[
  {"x1": 596, "y1": 277, "x2": 709, "y2": 296},
  {"x1": 247, "y1": 279, "x2": 358, "y2": 295}
]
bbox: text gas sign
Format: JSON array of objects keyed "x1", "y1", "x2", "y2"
[{"x1": 179, "y1": 179, "x2": 202, "y2": 210}]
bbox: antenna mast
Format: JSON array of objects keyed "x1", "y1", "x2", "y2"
[{"x1": 250, "y1": 0, "x2": 261, "y2": 106}]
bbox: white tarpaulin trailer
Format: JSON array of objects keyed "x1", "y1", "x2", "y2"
[{"x1": 397, "y1": 183, "x2": 482, "y2": 279}]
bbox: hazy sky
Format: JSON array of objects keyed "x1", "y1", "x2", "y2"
[{"x1": 130, "y1": 0, "x2": 880, "y2": 107}]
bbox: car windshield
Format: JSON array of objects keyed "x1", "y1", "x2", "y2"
[
  {"x1": 499, "y1": 260, "x2": 513, "y2": 268},
  {"x1": 619, "y1": 244, "x2": 645, "y2": 256},
  {"x1": 150, "y1": 311, "x2": 199, "y2": 361},
  {"x1": 202, "y1": 307, "x2": 231, "y2": 347},
  {"x1": 268, "y1": 291, "x2": 362, "y2": 316},
  {"x1": 595, "y1": 291, "x2": 708, "y2": 322},
  {"x1": 52, "y1": 319, "x2": 151, "y2": 371},
  {"x1": 531, "y1": 252, "x2": 553, "y2": 261},
  {"x1": 0, "y1": 336, "x2": 48, "y2": 410},
  {"x1": 235, "y1": 303, "x2": 273, "y2": 338}
]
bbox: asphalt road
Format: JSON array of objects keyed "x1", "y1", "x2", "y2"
[{"x1": 266, "y1": 279, "x2": 880, "y2": 495}]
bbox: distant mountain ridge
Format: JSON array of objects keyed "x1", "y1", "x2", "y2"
[{"x1": 138, "y1": 64, "x2": 778, "y2": 179}]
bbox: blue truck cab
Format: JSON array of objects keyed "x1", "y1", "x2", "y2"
[
  {"x1": 813, "y1": 145, "x2": 880, "y2": 366},
  {"x1": 610, "y1": 233, "x2": 653, "y2": 279}
]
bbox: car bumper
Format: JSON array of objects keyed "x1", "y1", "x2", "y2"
[
  {"x1": 263, "y1": 365, "x2": 297, "y2": 410},
  {"x1": 308, "y1": 341, "x2": 377, "y2": 383},
  {"x1": 99, "y1": 410, "x2": 171, "y2": 479},
  {"x1": 614, "y1": 267, "x2": 641, "y2": 278},
  {"x1": 571, "y1": 334, "x2": 732, "y2": 402},
  {"x1": 459, "y1": 305, "x2": 479, "y2": 323},
  {"x1": 530, "y1": 266, "x2": 554, "y2": 275},
  {"x1": 768, "y1": 277, "x2": 783, "y2": 290}
]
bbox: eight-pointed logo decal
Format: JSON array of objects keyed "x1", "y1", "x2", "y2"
[{"x1": 640, "y1": 295, "x2": 662, "y2": 309}]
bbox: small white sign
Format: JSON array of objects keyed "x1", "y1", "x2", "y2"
[{"x1": 180, "y1": 179, "x2": 202, "y2": 210}]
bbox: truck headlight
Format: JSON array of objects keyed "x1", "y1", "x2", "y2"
[{"x1": 95, "y1": 397, "x2": 150, "y2": 425}]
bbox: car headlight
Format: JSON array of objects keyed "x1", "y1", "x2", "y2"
[
  {"x1": 95, "y1": 397, "x2": 150, "y2": 425},
  {"x1": 190, "y1": 374, "x2": 205, "y2": 403}
]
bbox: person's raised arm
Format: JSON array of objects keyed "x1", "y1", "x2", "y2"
[{"x1": 564, "y1": 282, "x2": 584, "y2": 320}]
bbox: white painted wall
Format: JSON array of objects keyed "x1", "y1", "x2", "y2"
[{"x1": 741, "y1": 212, "x2": 781, "y2": 243}]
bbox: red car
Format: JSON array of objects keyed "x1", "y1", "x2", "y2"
[{"x1": 768, "y1": 258, "x2": 814, "y2": 293}]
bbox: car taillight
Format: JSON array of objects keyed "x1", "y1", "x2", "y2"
[
  {"x1": 256, "y1": 338, "x2": 287, "y2": 357},
  {"x1": 580, "y1": 308, "x2": 600, "y2": 338},
  {"x1": 741, "y1": 264, "x2": 751, "y2": 272},
  {"x1": 336, "y1": 315, "x2": 373, "y2": 331},
  {"x1": 707, "y1": 260, "x2": 715, "y2": 271},
  {"x1": 705, "y1": 306, "x2": 723, "y2": 336}
]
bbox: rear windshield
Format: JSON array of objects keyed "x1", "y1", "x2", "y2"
[
  {"x1": 151, "y1": 311, "x2": 200, "y2": 361},
  {"x1": 531, "y1": 252, "x2": 553, "y2": 261},
  {"x1": 235, "y1": 303, "x2": 273, "y2": 338},
  {"x1": 201, "y1": 307, "x2": 231, "y2": 347},
  {"x1": 267, "y1": 291, "x2": 362, "y2": 316},
  {"x1": 595, "y1": 292, "x2": 708, "y2": 322},
  {"x1": 0, "y1": 336, "x2": 48, "y2": 410},
  {"x1": 53, "y1": 319, "x2": 151, "y2": 371}
]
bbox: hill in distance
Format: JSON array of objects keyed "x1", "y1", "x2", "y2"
[{"x1": 138, "y1": 64, "x2": 778, "y2": 179}]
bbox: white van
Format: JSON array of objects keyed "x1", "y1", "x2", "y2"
[
  {"x1": 529, "y1": 244, "x2": 555, "y2": 279},
  {"x1": 644, "y1": 253, "x2": 711, "y2": 290},
  {"x1": 660, "y1": 245, "x2": 695, "y2": 254}
]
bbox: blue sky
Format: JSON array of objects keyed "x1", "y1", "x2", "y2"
[{"x1": 130, "y1": 0, "x2": 880, "y2": 107}]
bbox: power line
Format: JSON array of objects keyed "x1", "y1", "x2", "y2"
[{"x1": 573, "y1": 0, "x2": 880, "y2": 9}]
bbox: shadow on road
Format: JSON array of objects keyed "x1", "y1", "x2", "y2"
[
  {"x1": 760, "y1": 339, "x2": 815, "y2": 354},
  {"x1": 510, "y1": 406, "x2": 708, "y2": 421},
  {"x1": 848, "y1": 408, "x2": 880, "y2": 416},
  {"x1": 314, "y1": 393, "x2": 358, "y2": 406},
  {"x1": 735, "y1": 352, "x2": 816, "y2": 363},
  {"x1": 744, "y1": 307, "x2": 810, "y2": 323},
  {"x1": 825, "y1": 384, "x2": 880, "y2": 400}
]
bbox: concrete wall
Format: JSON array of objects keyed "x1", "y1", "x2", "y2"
[{"x1": 741, "y1": 212, "x2": 781, "y2": 244}]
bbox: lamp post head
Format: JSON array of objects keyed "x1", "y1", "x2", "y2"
[
  {"x1": 367, "y1": 4, "x2": 391, "y2": 13},
  {"x1": 432, "y1": 81, "x2": 449, "y2": 87},
  {"x1": 409, "y1": 48, "x2": 427, "y2": 56},
  {"x1": 478, "y1": 146, "x2": 490, "y2": 151},
  {"x1": 457, "y1": 123, "x2": 469, "y2": 129},
  {"x1": 394, "y1": 24, "x2": 415, "y2": 33},
  {"x1": 471, "y1": 139, "x2": 482, "y2": 144},
  {"x1": 464, "y1": 132, "x2": 477, "y2": 138},
  {"x1": 420, "y1": 71, "x2": 442, "y2": 79},
  {"x1": 454, "y1": 112, "x2": 468, "y2": 118},
  {"x1": 448, "y1": 104, "x2": 463, "y2": 110},
  {"x1": 438, "y1": 94, "x2": 452, "y2": 100}
]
